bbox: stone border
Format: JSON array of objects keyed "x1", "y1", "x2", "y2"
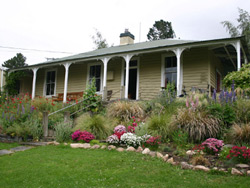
[{"x1": 70, "y1": 143, "x2": 250, "y2": 176}]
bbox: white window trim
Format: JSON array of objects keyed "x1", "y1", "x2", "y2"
[
  {"x1": 43, "y1": 68, "x2": 57, "y2": 97},
  {"x1": 161, "y1": 53, "x2": 177, "y2": 88},
  {"x1": 86, "y1": 62, "x2": 103, "y2": 94},
  {"x1": 121, "y1": 57, "x2": 140, "y2": 100}
]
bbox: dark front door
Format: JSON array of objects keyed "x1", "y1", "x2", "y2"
[{"x1": 128, "y1": 69, "x2": 137, "y2": 100}]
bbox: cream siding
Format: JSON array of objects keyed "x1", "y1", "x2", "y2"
[
  {"x1": 106, "y1": 59, "x2": 123, "y2": 100},
  {"x1": 139, "y1": 53, "x2": 161, "y2": 100},
  {"x1": 20, "y1": 76, "x2": 32, "y2": 94},
  {"x1": 182, "y1": 48, "x2": 209, "y2": 91}
]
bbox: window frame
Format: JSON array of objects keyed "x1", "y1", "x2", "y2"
[
  {"x1": 43, "y1": 68, "x2": 57, "y2": 97},
  {"x1": 161, "y1": 53, "x2": 177, "y2": 88},
  {"x1": 86, "y1": 62, "x2": 103, "y2": 93}
]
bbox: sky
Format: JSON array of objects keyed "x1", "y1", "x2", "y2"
[{"x1": 0, "y1": 0, "x2": 249, "y2": 66}]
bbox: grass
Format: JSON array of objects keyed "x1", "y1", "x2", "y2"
[
  {"x1": 0, "y1": 142, "x2": 20, "y2": 150},
  {"x1": 0, "y1": 144, "x2": 249, "y2": 188}
]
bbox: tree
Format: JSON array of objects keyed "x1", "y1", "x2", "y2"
[
  {"x1": 91, "y1": 29, "x2": 109, "y2": 49},
  {"x1": 221, "y1": 8, "x2": 250, "y2": 49},
  {"x1": 147, "y1": 20, "x2": 176, "y2": 41},
  {"x1": 3, "y1": 53, "x2": 28, "y2": 95},
  {"x1": 3, "y1": 53, "x2": 27, "y2": 69}
]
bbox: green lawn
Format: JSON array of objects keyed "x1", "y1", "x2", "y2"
[
  {"x1": 0, "y1": 142, "x2": 20, "y2": 150},
  {"x1": 0, "y1": 144, "x2": 249, "y2": 188}
]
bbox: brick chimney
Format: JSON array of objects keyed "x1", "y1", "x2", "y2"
[{"x1": 120, "y1": 29, "x2": 135, "y2": 45}]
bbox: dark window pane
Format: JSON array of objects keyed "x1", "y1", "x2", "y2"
[
  {"x1": 51, "y1": 71, "x2": 55, "y2": 82},
  {"x1": 95, "y1": 65, "x2": 101, "y2": 78},
  {"x1": 51, "y1": 83, "x2": 55, "y2": 95},
  {"x1": 46, "y1": 84, "x2": 50, "y2": 95},
  {"x1": 96, "y1": 79, "x2": 100, "y2": 92},
  {"x1": 47, "y1": 72, "x2": 51, "y2": 82},
  {"x1": 130, "y1": 60, "x2": 137, "y2": 67}
]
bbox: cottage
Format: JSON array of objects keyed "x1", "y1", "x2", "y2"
[{"x1": 9, "y1": 30, "x2": 250, "y2": 102}]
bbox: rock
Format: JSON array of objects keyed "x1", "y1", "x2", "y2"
[
  {"x1": 181, "y1": 162, "x2": 193, "y2": 170},
  {"x1": 81, "y1": 143, "x2": 91, "y2": 149},
  {"x1": 101, "y1": 145, "x2": 107, "y2": 149},
  {"x1": 136, "y1": 146, "x2": 143, "y2": 153},
  {"x1": 116, "y1": 147, "x2": 125, "y2": 152},
  {"x1": 156, "y1": 152, "x2": 163, "y2": 159},
  {"x1": 0, "y1": 149, "x2": 14, "y2": 156},
  {"x1": 162, "y1": 154, "x2": 169, "y2": 162},
  {"x1": 64, "y1": 143, "x2": 68, "y2": 146},
  {"x1": 108, "y1": 145, "x2": 116, "y2": 150},
  {"x1": 247, "y1": 170, "x2": 250, "y2": 176},
  {"x1": 70, "y1": 143, "x2": 91, "y2": 149},
  {"x1": 149, "y1": 152, "x2": 156, "y2": 157},
  {"x1": 194, "y1": 165, "x2": 210, "y2": 172},
  {"x1": 47, "y1": 141, "x2": 60, "y2": 146},
  {"x1": 231, "y1": 168, "x2": 243, "y2": 176},
  {"x1": 142, "y1": 148, "x2": 150, "y2": 155},
  {"x1": 218, "y1": 168, "x2": 227, "y2": 172},
  {"x1": 186, "y1": 150, "x2": 196, "y2": 156},
  {"x1": 235, "y1": 164, "x2": 250, "y2": 169},
  {"x1": 126, "y1": 147, "x2": 136, "y2": 152},
  {"x1": 167, "y1": 157, "x2": 175, "y2": 165},
  {"x1": 10, "y1": 146, "x2": 33, "y2": 152},
  {"x1": 213, "y1": 167, "x2": 218, "y2": 170},
  {"x1": 91, "y1": 144, "x2": 100, "y2": 149}
]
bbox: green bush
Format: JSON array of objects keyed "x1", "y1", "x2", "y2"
[
  {"x1": 89, "y1": 139, "x2": 100, "y2": 145},
  {"x1": 172, "y1": 130, "x2": 189, "y2": 148},
  {"x1": 134, "y1": 123, "x2": 149, "y2": 136},
  {"x1": 147, "y1": 113, "x2": 173, "y2": 142},
  {"x1": 173, "y1": 108, "x2": 221, "y2": 142},
  {"x1": 227, "y1": 123, "x2": 250, "y2": 144},
  {"x1": 55, "y1": 121, "x2": 73, "y2": 143},
  {"x1": 107, "y1": 101, "x2": 145, "y2": 123},
  {"x1": 234, "y1": 99, "x2": 250, "y2": 124},
  {"x1": 73, "y1": 113, "x2": 113, "y2": 140}
]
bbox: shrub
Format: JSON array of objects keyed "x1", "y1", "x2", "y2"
[
  {"x1": 190, "y1": 155, "x2": 210, "y2": 166},
  {"x1": 219, "y1": 147, "x2": 231, "y2": 161},
  {"x1": 201, "y1": 138, "x2": 224, "y2": 155},
  {"x1": 107, "y1": 101, "x2": 144, "y2": 123},
  {"x1": 71, "y1": 130, "x2": 95, "y2": 143},
  {"x1": 89, "y1": 139, "x2": 100, "y2": 145},
  {"x1": 73, "y1": 113, "x2": 113, "y2": 140},
  {"x1": 134, "y1": 123, "x2": 149, "y2": 136},
  {"x1": 226, "y1": 146, "x2": 250, "y2": 164},
  {"x1": 147, "y1": 113, "x2": 173, "y2": 142},
  {"x1": 227, "y1": 123, "x2": 250, "y2": 144},
  {"x1": 172, "y1": 130, "x2": 189, "y2": 148},
  {"x1": 144, "y1": 136, "x2": 161, "y2": 151},
  {"x1": 55, "y1": 121, "x2": 73, "y2": 143},
  {"x1": 173, "y1": 108, "x2": 221, "y2": 142},
  {"x1": 234, "y1": 99, "x2": 250, "y2": 123}
]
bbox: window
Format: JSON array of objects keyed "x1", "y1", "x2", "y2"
[
  {"x1": 89, "y1": 65, "x2": 101, "y2": 92},
  {"x1": 45, "y1": 70, "x2": 56, "y2": 96},
  {"x1": 165, "y1": 56, "x2": 177, "y2": 87}
]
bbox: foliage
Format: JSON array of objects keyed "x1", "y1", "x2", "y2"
[
  {"x1": 71, "y1": 130, "x2": 95, "y2": 143},
  {"x1": 3, "y1": 53, "x2": 27, "y2": 69},
  {"x1": 201, "y1": 138, "x2": 224, "y2": 155},
  {"x1": 190, "y1": 155, "x2": 210, "y2": 166},
  {"x1": 219, "y1": 147, "x2": 231, "y2": 161},
  {"x1": 55, "y1": 120, "x2": 73, "y2": 143},
  {"x1": 144, "y1": 136, "x2": 161, "y2": 151},
  {"x1": 223, "y1": 64, "x2": 250, "y2": 91},
  {"x1": 107, "y1": 101, "x2": 145, "y2": 123},
  {"x1": 226, "y1": 146, "x2": 250, "y2": 164},
  {"x1": 234, "y1": 99, "x2": 250, "y2": 123},
  {"x1": 227, "y1": 123, "x2": 250, "y2": 144},
  {"x1": 89, "y1": 139, "x2": 100, "y2": 145},
  {"x1": 82, "y1": 78, "x2": 102, "y2": 113},
  {"x1": 221, "y1": 8, "x2": 250, "y2": 49},
  {"x1": 134, "y1": 122, "x2": 149, "y2": 136},
  {"x1": 173, "y1": 107, "x2": 221, "y2": 142},
  {"x1": 147, "y1": 113, "x2": 173, "y2": 142},
  {"x1": 91, "y1": 29, "x2": 110, "y2": 49},
  {"x1": 172, "y1": 130, "x2": 189, "y2": 148},
  {"x1": 147, "y1": 19, "x2": 175, "y2": 41},
  {"x1": 73, "y1": 113, "x2": 113, "y2": 140},
  {"x1": 3, "y1": 53, "x2": 28, "y2": 95}
]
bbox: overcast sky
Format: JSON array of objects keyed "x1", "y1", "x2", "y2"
[{"x1": 0, "y1": 0, "x2": 249, "y2": 66}]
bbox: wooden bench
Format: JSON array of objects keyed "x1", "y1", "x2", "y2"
[{"x1": 52, "y1": 91, "x2": 83, "y2": 102}]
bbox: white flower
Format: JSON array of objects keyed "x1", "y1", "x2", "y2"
[
  {"x1": 121, "y1": 133, "x2": 143, "y2": 147},
  {"x1": 107, "y1": 135, "x2": 119, "y2": 144}
]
